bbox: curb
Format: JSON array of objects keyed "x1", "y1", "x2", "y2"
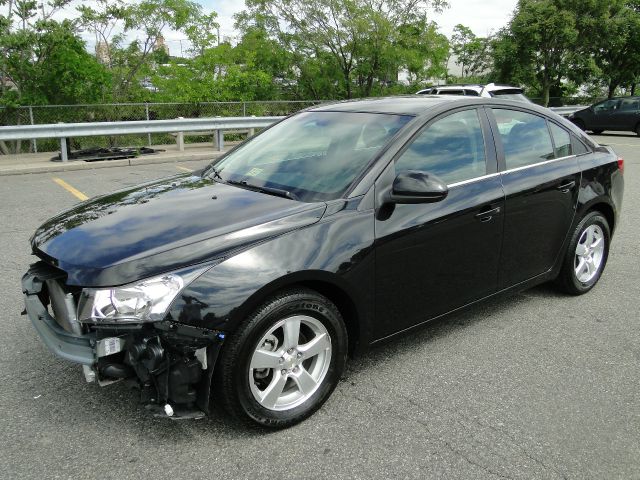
[{"x1": 0, "y1": 150, "x2": 225, "y2": 176}]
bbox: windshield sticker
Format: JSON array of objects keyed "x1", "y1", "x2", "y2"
[{"x1": 246, "y1": 167, "x2": 263, "y2": 177}]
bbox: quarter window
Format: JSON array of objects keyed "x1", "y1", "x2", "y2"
[
  {"x1": 493, "y1": 109, "x2": 554, "y2": 169},
  {"x1": 395, "y1": 109, "x2": 486, "y2": 184},
  {"x1": 549, "y1": 122, "x2": 572, "y2": 157}
]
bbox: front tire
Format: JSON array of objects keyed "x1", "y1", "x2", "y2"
[
  {"x1": 591, "y1": 129, "x2": 604, "y2": 135},
  {"x1": 555, "y1": 211, "x2": 610, "y2": 295},
  {"x1": 214, "y1": 288, "x2": 347, "y2": 428}
]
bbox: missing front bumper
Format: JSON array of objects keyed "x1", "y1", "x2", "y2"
[{"x1": 22, "y1": 263, "x2": 225, "y2": 418}]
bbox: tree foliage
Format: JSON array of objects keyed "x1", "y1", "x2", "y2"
[
  {"x1": 450, "y1": 24, "x2": 491, "y2": 79},
  {"x1": 237, "y1": 0, "x2": 449, "y2": 99},
  {"x1": 1, "y1": 1, "x2": 111, "y2": 106}
]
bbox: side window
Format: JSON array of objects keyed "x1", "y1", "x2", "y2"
[
  {"x1": 395, "y1": 109, "x2": 486, "y2": 184},
  {"x1": 594, "y1": 99, "x2": 619, "y2": 112},
  {"x1": 571, "y1": 135, "x2": 590, "y2": 155},
  {"x1": 549, "y1": 122, "x2": 572, "y2": 157},
  {"x1": 464, "y1": 89, "x2": 480, "y2": 96},
  {"x1": 492, "y1": 109, "x2": 554, "y2": 169},
  {"x1": 620, "y1": 99, "x2": 640, "y2": 111},
  {"x1": 438, "y1": 89, "x2": 464, "y2": 95}
]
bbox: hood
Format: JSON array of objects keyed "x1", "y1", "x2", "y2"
[{"x1": 32, "y1": 174, "x2": 326, "y2": 286}]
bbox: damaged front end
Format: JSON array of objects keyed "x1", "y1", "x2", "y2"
[{"x1": 22, "y1": 261, "x2": 224, "y2": 420}]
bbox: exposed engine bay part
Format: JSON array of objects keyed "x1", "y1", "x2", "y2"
[
  {"x1": 51, "y1": 146, "x2": 164, "y2": 163},
  {"x1": 23, "y1": 263, "x2": 226, "y2": 420},
  {"x1": 92, "y1": 322, "x2": 225, "y2": 419}
]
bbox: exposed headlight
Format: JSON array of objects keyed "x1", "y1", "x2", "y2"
[{"x1": 77, "y1": 266, "x2": 207, "y2": 324}]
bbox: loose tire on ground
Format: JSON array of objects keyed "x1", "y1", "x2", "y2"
[
  {"x1": 214, "y1": 288, "x2": 348, "y2": 428},
  {"x1": 555, "y1": 211, "x2": 610, "y2": 295}
]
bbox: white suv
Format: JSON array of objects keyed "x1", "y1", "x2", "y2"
[{"x1": 416, "y1": 83, "x2": 530, "y2": 102}]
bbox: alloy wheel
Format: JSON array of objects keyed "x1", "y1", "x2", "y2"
[
  {"x1": 574, "y1": 224, "x2": 605, "y2": 283},
  {"x1": 248, "y1": 315, "x2": 332, "y2": 411}
]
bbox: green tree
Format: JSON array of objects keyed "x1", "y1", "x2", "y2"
[
  {"x1": 1, "y1": 1, "x2": 111, "y2": 106},
  {"x1": 492, "y1": 0, "x2": 582, "y2": 106},
  {"x1": 239, "y1": 0, "x2": 448, "y2": 99},
  {"x1": 583, "y1": 1, "x2": 640, "y2": 97},
  {"x1": 450, "y1": 24, "x2": 491, "y2": 79},
  {"x1": 77, "y1": 0, "x2": 208, "y2": 100}
]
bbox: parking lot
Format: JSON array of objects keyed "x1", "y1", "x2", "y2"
[{"x1": 0, "y1": 132, "x2": 638, "y2": 479}]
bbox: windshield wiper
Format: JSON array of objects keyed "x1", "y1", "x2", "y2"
[
  {"x1": 226, "y1": 179, "x2": 298, "y2": 201},
  {"x1": 208, "y1": 167, "x2": 224, "y2": 181}
]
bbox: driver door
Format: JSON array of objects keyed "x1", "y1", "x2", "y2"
[{"x1": 373, "y1": 107, "x2": 505, "y2": 340}]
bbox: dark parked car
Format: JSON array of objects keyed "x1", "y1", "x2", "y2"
[
  {"x1": 23, "y1": 96, "x2": 624, "y2": 428},
  {"x1": 570, "y1": 96, "x2": 640, "y2": 135}
]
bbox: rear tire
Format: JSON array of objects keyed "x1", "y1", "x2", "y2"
[
  {"x1": 635, "y1": 123, "x2": 640, "y2": 136},
  {"x1": 214, "y1": 288, "x2": 347, "y2": 428},
  {"x1": 555, "y1": 212, "x2": 610, "y2": 295}
]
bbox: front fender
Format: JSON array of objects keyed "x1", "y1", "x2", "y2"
[{"x1": 166, "y1": 199, "x2": 376, "y2": 347}]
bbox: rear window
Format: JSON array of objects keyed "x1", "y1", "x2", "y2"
[
  {"x1": 437, "y1": 89, "x2": 465, "y2": 96},
  {"x1": 489, "y1": 89, "x2": 530, "y2": 102}
]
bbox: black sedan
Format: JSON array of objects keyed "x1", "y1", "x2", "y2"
[
  {"x1": 570, "y1": 96, "x2": 640, "y2": 135},
  {"x1": 22, "y1": 96, "x2": 624, "y2": 428}
]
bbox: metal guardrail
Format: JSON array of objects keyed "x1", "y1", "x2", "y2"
[
  {"x1": 549, "y1": 105, "x2": 587, "y2": 117},
  {"x1": 0, "y1": 116, "x2": 284, "y2": 161}
]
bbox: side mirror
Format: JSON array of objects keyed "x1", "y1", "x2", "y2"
[{"x1": 387, "y1": 170, "x2": 448, "y2": 204}]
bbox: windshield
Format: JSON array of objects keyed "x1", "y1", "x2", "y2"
[{"x1": 209, "y1": 111, "x2": 412, "y2": 202}]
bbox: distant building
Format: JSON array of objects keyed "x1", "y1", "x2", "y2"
[
  {"x1": 95, "y1": 41, "x2": 110, "y2": 65},
  {"x1": 1, "y1": 75, "x2": 17, "y2": 91},
  {"x1": 154, "y1": 36, "x2": 170, "y2": 56}
]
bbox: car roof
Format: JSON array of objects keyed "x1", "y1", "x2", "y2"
[
  {"x1": 307, "y1": 95, "x2": 541, "y2": 116},
  {"x1": 309, "y1": 95, "x2": 476, "y2": 116}
]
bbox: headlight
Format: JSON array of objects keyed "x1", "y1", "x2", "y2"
[{"x1": 77, "y1": 266, "x2": 207, "y2": 324}]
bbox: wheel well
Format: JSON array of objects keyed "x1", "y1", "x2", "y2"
[
  {"x1": 587, "y1": 203, "x2": 615, "y2": 233},
  {"x1": 297, "y1": 280, "x2": 360, "y2": 355}
]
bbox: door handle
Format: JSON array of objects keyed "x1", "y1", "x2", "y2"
[
  {"x1": 475, "y1": 206, "x2": 501, "y2": 222},
  {"x1": 557, "y1": 180, "x2": 576, "y2": 193}
]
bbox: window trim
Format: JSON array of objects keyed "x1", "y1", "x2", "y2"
[
  {"x1": 488, "y1": 107, "x2": 575, "y2": 172},
  {"x1": 390, "y1": 106, "x2": 494, "y2": 186}
]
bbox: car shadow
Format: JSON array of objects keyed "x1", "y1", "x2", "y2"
[{"x1": 19, "y1": 283, "x2": 567, "y2": 439}]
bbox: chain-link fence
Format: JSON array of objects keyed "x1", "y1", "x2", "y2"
[
  {"x1": 0, "y1": 97, "x2": 609, "y2": 154},
  {"x1": 0, "y1": 100, "x2": 324, "y2": 154}
]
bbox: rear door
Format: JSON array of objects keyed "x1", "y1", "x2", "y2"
[
  {"x1": 591, "y1": 99, "x2": 620, "y2": 130},
  {"x1": 489, "y1": 108, "x2": 581, "y2": 288},
  {"x1": 609, "y1": 98, "x2": 640, "y2": 132},
  {"x1": 373, "y1": 107, "x2": 504, "y2": 339}
]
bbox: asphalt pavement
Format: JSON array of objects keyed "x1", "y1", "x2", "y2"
[{"x1": 0, "y1": 133, "x2": 638, "y2": 479}]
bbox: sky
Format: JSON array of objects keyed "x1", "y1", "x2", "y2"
[
  {"x1": 39, "y1": 0, "x2": 518, "y2": 54},
  {"x1": 202, "y1": 0, "x2": 519, "y2": 40}
]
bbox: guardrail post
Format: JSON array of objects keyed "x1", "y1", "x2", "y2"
[
  {"x1": 176, "y1": 117, "x2": 185, "y2": 151},
  {"x1": 249, "y1": 115, "x2": 255, "y2": 137},
  {"x1": 216, "y1": 129, "x2": 224, "y2": 151},
  {"x1": 29, "y1": 106, "x2": 38, "y2": 153},
  {"x1": 60, "y1": 138, "x2": 68, "y2": 162},
  {"x1": 145, "y1": 104, "x2": 152, "y2": 146}
]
